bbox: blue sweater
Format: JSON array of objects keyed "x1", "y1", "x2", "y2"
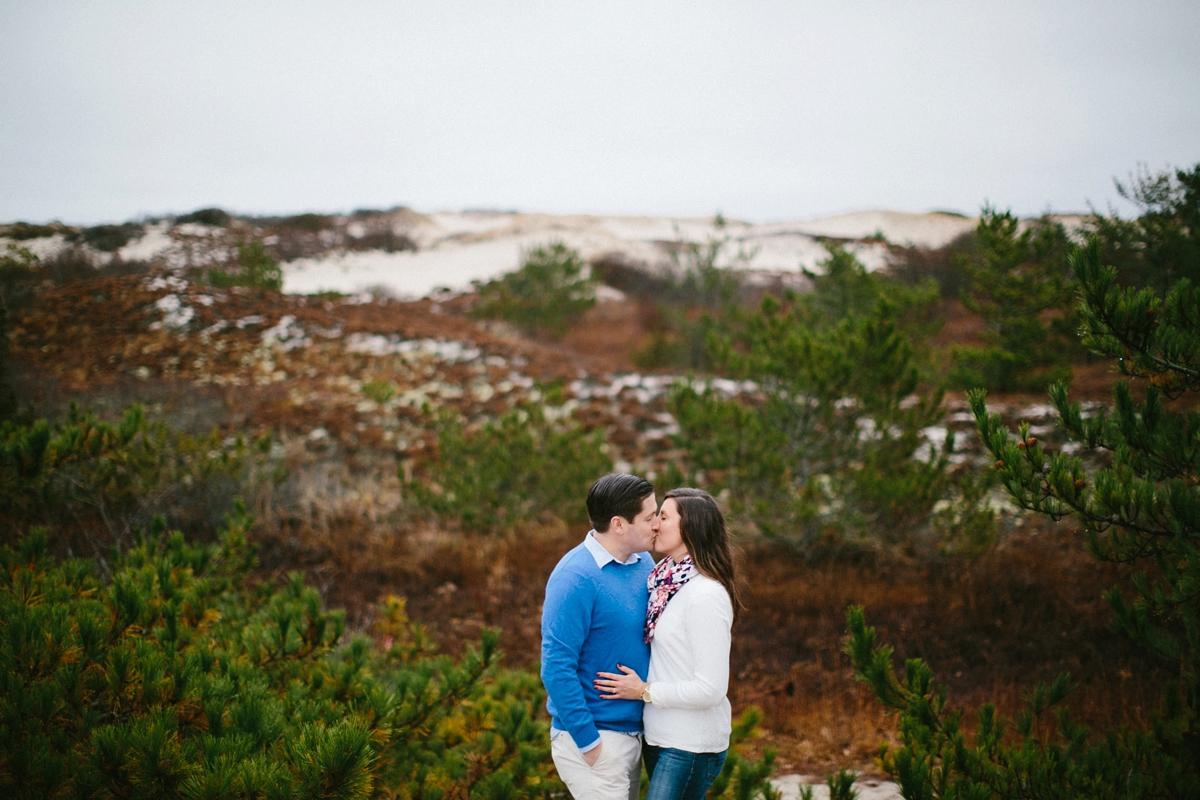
[{"x1": 540, "y1": 537, "x2": 653, "y2": 750}]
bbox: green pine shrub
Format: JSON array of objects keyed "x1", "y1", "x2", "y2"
[
  {"x1": 630, "y1": 216, "x2": 749, "y2": 371},
  {"x1": 1, "y1": 403, "x2": 251, "y2": 561},
  {"x1": 826, "y1": 768, "x2": 859, "y2": 800},
  {"x1": 0, "y1": 300, "x2": 15, "y2": 421},
  {"x1": 665, "y1": 215, "x2": 749, "y2": 312},
  {"x1": 0, "y1": 221, "x2": 69, "y2": 240},
  {"x1": 669, "y1": 246, "x2": 992, "y2": 555},
  {"x1": 360, "y1": 379, "x2": 395, "y2": 405},
  {"x1": 345, "y1": 230, "x2": 417, "y2": 253},
  {"x1": 886, "y1": 229, "x2": 978, "y2": 299},
  {"x1": 843, "y1": 238, "x2": 1199, "y2": 798},
  {"x1": 208, "y1": 241, "x2": 283, "y2": 292},
  {"x1": 472, "y1": 242, "x2": 596, "y2": 337},
  {"x1": 705, "y1": 706, "x2": 781, "y2": 800},
  {"x1": 40, "y1": 246, "x2": 99, "y2": 283},
  {"x1": 176, "y1": 208, "x2": 232, "y2": 227},
  {"x1": 69, "y1": 222, "x2": 144, "y2": 253},
  {"x1": 0, "y1": 243, "x2": 41, "y2": 421},
  {"x1": 279, "y1": 213, "x2": 333, "y2": 233},
  {"x1": 1088, "y1": 162, "x2": 1200, "y2": 294},
  {"x1": 407, "y1": 405, "x2": 612, "y2": 530},
  {"x1": 949, "y1": 208, "x2": 1080, "y2": 393},
  {"x1": 0, "y1": 241, "x2": 139, "y2": 310},
  {"x1": 0, "y1": 510, "x2": 560, "y2": 799}
]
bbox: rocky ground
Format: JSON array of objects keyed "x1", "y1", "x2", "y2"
[{"x1": 10, "y1": 267, "x2": 1109, "y2": 515}]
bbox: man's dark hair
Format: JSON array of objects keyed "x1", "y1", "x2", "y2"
[{"x1": 587, "y1": 473, "x2": 654, "y2": 532}]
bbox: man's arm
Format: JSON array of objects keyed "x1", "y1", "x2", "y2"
[{"x1": 541, "y1": 569, "x2": 602, "y2": 755}]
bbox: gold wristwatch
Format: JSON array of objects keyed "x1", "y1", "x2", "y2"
[{"x1": 641, "y1": 683, "x2": 652, "y2": 703}]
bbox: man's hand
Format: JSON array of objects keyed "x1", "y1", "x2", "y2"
[{"x1": 582, "y1": 741, "x2": 602, "y2": 767}]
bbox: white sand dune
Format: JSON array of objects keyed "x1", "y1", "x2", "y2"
[
  {"x1": 783, "y1": 209, "x2": 976, "y2": 248},
  {"x1": 3, "y1": 207, "x2": 995, "y2": 300},
  {"x1": 283, "y1": 209, "x2": 974, "y2": 299}
]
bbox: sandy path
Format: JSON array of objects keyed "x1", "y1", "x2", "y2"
[{"x1": 772, "y1": 774, "x2": 901, "y2": 799}]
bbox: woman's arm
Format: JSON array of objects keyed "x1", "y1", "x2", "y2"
[
  {"x1": 645, "y1": 589, "x2": 732, "y2": 710},
  {"x1": 594, "y1": 664, "x2": 645, "y2": 700}
]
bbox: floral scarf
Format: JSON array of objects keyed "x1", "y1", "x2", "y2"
[{"x1": 644, "y1": 555, "x2": 697, "y2": 643}]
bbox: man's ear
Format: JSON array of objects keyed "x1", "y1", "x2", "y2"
[{"x1": 609, "y1": 515, "x2": 626, "y2": 534}]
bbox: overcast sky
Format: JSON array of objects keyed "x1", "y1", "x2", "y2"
[{"x1": 2, "y1": 1, "x2": 1198, "y2": 225}]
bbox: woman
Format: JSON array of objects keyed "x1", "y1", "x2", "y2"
[{"x1": 595, "y1": 488, "x2": 742, "y2": 800}]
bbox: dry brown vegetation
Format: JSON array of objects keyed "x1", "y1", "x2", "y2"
[{"x1": 240, "y1": 504, "x2": 1163, "y2": 777}]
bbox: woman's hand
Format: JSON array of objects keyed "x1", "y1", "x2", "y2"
[{"x1": 594, "y1": 664, "x2": 645, "y2": 700}]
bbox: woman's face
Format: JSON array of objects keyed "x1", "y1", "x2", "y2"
[{"x1": 653, "y1": 498, "x2": 689, "y2": 561}]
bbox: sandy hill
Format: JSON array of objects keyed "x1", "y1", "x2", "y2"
[{"x1": 4, "y1": 208, "x2": 982, "y2": 300}]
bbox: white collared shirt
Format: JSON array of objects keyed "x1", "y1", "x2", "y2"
[{"x1": 583, "y1": 530, "x2": 644, "y2": 568}]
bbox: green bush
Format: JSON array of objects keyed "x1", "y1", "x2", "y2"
[
  {"x1": 1089, "y1": 162, "x2": 1200, "y2": 294},
  {"x1": 630, "y1": 217, "x2": 749, "y2": 371},
  {"x1": 0, "y1": 221, "x2": 67, "y2": 240},
  {"x1": 706, "y1": 706, "x2": 780, "y2": 800},
  {"x1": 949, "y1": 208, "x2": 1080, "y2": 393},
  {"x1": 279, "y1": 213, "x2": 332, "y2": 233},
  {"x1": 176, "y1": 207, "x2": 232, "y2": 227},
  {"x1": 69, "y1": 222, "x2": 143, "y2": 253},
  {"x1": 0, "y1": 243, "x2": 40, "y2": 421},
  {"x1": 360, "y1": 379, "x2": 395, "y2": 405},
  {"x1": 472, "y1": 242, "x2": 596, "y2": 337},
  {"x1": 826, "y1": 768, "x2": 859, "y2": 800},
  {"x1": 208, "y1": 241, "x2": 283, "y2": 292},
  {"x1": 0, "y1": 313, "x2": 14, "y2": 422},
  {"x1": 887, "y1": 230, "x2": 978, "y2": 299},
  {"x1": 846, "y1": 606, "x2": 1185, "y2": 800},
  {"x1": 0, "y1": 511, "x2": 559, "y2": 799},
  {"x1": 667, "y1": 216, "x2": 749, "y2": 312},
  {"x1": 1, "y1": 403, "x2": 250, "y2": 561},
  {"x1": 407, "y1": 405, "x2": 612, "y2": 530},
  {"x1": 844, "y1": 238, "x2": 1199, "y2": 798},
  {"x1": 345, "y1": 230, "x2": 416, "y2": 253},
  {"x1": 1, "y1": 241, "x2": 41, "y2": 304},
  {"x1": 670, "y1": 246, "x2": 991, "y2": 555}
]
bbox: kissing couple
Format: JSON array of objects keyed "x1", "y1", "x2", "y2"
[{"x1": 541, "y1": 473, "x2": 743, "y2": 800}]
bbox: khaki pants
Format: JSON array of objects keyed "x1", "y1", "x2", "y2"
[{"x1": 551, "y1": 729, "x2": 642, "y2": 800}]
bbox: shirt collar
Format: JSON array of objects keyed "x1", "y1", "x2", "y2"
[{"x1": 584, "y1": 530, "x2": 644, "y2": 569}]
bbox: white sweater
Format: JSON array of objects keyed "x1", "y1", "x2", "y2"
[{"x1": 643, "y1": 573, "x2": 733, "y2": 753}]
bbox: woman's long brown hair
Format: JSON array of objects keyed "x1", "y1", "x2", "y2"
[{"x1": 664, "y1": 487, "x2": 744, "y2": 623}]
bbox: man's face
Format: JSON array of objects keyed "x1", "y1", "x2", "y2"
[{"x1": 624, "y1": 493, "x2": 659, "y2": 552}]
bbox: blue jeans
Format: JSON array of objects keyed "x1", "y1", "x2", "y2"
[{"x1": 642, "y1": 744, "x2": 728, "y2": 800}]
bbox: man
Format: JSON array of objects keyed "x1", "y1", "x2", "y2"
[{"x1": 541, "y1": 473, "x2": 659, "y2": 800}]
